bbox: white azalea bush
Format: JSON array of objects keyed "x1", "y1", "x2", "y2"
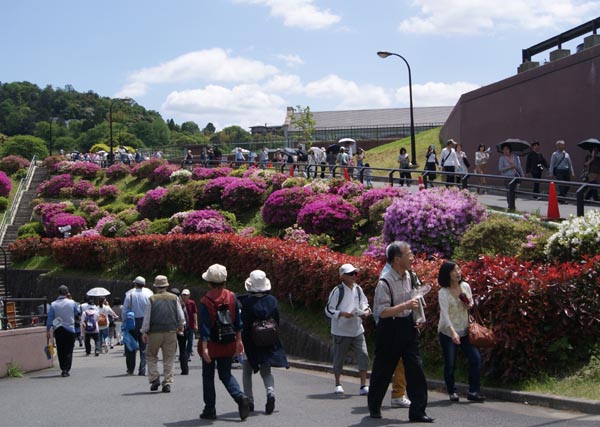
[
  {"x1": 545, "y1": 210, "x2": 600, "y2": 261},
  {"x1": 169, "y1": 169, "x2": 192, "y2": 183}
]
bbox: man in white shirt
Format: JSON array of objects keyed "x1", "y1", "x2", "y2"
[
  {"x1": 325, "y1": 263, "x2": 371, "y2": 395},
  {"x1": 123, "y1": 276, "x2": 153, "y2": 375},
  {"x1": 439, "y1": 139, "x2": 460, "y2": 186}
]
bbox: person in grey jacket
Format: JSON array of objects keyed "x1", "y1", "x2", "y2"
[
  {"x1": 46, "y1": 285, "x2": 80, "y2": 377},
  {"x1": 141, "y1": 275, "x2": 185, "y2": 393}
]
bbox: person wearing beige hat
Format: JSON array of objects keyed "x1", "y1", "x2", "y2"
[
  {"x1": 140, "y1": 275, "x2": 185, "y2": 393},
  {"x1": 198, "y1": 264, "x2": 250, "y2": 421},
  {"x1": 239, "y1": 270, "x2": 289, "y2": 415},
  {"x1": 325, "y1": 263, "x2": 371, "y2": 396}
]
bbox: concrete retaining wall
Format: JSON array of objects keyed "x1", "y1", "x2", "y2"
[{"x1": 0, "y1": 326, "x2": 53, "y2": 377}]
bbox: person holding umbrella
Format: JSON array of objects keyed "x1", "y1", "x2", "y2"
[
  {"x1": 525, "y1": 141, "x2": 549, "y2": 199},
  {"x1": 548, "y1": 140, "x2": 575, "y2": 203}
]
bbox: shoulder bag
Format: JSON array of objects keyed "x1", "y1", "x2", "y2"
[{"x1": 467, "y1": 309, "x2": 496, "y2": 348}]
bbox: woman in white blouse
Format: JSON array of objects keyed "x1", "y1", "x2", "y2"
[{"x1": 437, "y1": 261, "x2": 484, "y2": 403}]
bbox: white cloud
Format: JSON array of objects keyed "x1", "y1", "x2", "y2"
[
  {"x1": 162, "y1": 84, "x2": 287, "y2": 130},
  {"x1": 304, "y1": 74, "x2": 392, "y2": 109},
  {"x1": 114, "y1": 82, "x2": 148, "y2": 98},
  {"x1": 235, "y1": 0, "x2": 341, "y2": 29},
  {"x1": 277, "y1": 53, "x2": 305, "y2": 67},
  {"x1": 398, "y1": 0, "x2": 600, "y2": 35},
  {"x1": 395, "y1": 81, "x2": 481, "y2": 107},
  {"x1": 262, "y1": 74, "x2": 304, "y2": 93}
]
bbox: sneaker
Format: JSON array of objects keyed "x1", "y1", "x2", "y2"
[
  {"x1": 162, "y1": 384, "x2": 171, "y2": 393},
  {"x1": 334, "y1": 385, "x2": 344, "y2": 394},
  {"x1": 94, "y1": 351, "x2": 99, "y2": 357},
  {"x1": 237, "y1": 395, "x2": 250, "y2": 420},
  {"x1": 265, "y1": 394, "x2": 275, "y2": 415},
  {"x1": 359, "y1": 386, "x2": 369, "y2": 396},
  {"x1": 150, "y1": 379, "x2": 160, "y2": 391},
  {"x1": 467, "y1": 392, "x2": 485, "y2": 402},
  {"x1": 449, "y1": 392, "x2": 460, "y2": 402},
  {"x1": 391, "y1": 396, "x2": 411, "y2": 408}
]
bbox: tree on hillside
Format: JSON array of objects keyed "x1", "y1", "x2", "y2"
[
  {"x1": 203, "y1": 122, "x2": 216, "y2": 135},
  {"x1": 291, "y1": 105, "x2": 315, "y2": 148},
  {"x1": 181, "y1": 121, "x2": 200, "y2": 134},
  {"x1": 0, "y1": 135, "x2": 49, "y2": 159}
]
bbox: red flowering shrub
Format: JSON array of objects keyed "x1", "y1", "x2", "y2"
[
  {"x1": 8, "y1": 237, "x2": 54, "y2": 261},
  {"x1": 297, "y1": 194, "x2": 360, "y2": 242}
]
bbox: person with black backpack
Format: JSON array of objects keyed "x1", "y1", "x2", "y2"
[
  {"x1": 198, "y1": 264, "x2": 250, "y2": 421},
  {"x1": 325, "y1": 263, "x2": 372, "y2": 396},
  {"x1": 239, "y1": 270, "x2": 289, "y2": 415}
]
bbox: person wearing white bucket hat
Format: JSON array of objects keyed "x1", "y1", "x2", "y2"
[
  {"x1": 199, "y1": 264, "x2": 250, "y2": 421},
  {"x1": 325, "y1": 263, "x2": 371, "y2": 396},
  {"x1": 122, "y1": 275, "x2": 153, "y2": 376},
  {"x1": 239, "y1": 270, "x2": 289, "y2": 415}
]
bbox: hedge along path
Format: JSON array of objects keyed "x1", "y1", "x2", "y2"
[{"x1": 11, "y1": 233, "x2": 600, "y2": 381}]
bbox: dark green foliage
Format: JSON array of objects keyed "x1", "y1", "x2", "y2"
[
  {"x1": 0, "y1": 135, "x2": 49, "y2": 159},
  {"x1": 0, "y1": 196, "x2": 8, "y2": 212},
  {"x1": 17, "y1": 222, "x2": 44, "y2": 238},
  {"x1": 147, "y1": 218, "x2": 172, "y2": 235}
]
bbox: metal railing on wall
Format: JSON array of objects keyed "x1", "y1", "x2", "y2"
[{"x1": 0, "y1": 155, "x2": 37, "y2": 246}]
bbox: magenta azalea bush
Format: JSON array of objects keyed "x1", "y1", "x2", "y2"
[
  {"x1": 297, "y1": 194, "x2": 360, "y2": 242},
  {"x1": 95, "y1": 214, "x2": 117, "y2": 232},
  {"x1": 382, "y1": 187, "x2": 487, "y2": 257},
  {"x1": 37, "y1": 174, "x2": 74, "y2": 197},
  {"x1": 330, "y1": 180, "x2": 365, "y2": 199},
  {"x1": 221, "y1": 178, "x2": 267, "y2": 213},
  {"x1": 132, "y1": 158, "x2": 167, "y2": 180},
  {"x1": 357, "y1": 186, "x2": 408, "y2": 216},
  {"x1": 105, "y1": 163, "x2": 131, "y2": 179},
  {"x1": 0, "y1": 171, "x2": 11, "y2": 197},
  {"x1": 47, "y1": 212, "x2": 87, "y2": 238},
  {"x1": 0, "y1": 155, "x2": 30, "y2": 175},
  {"x1": 33, "y1": 202, "x2": 74, "y2": 226},
  {"x1": 200, "y1": 176, "x2": 239, "y2": 206},
  {"x1": 192, "y1": 166, "x2": 232, "y2": 181},
  {"x1": 71, "y1": 180, "x2": 96, "y2": 198},
  {"x1": 267, "y1": 172, "x2": 288, "y2": 192},
  {"x1": 151, "y1": 163, "x2": 179, "y2": 185},
  {"x1": 261, "y1": 186, "x2": 314, "y2": 228},
  {"x1": 68, "y1": 161, "x2": 102, "y2": 179},
  {"x1": 136, "y1": 187, "x2": 168, "y2": 219},
  {"x1": 180, "y1": 209, "x2": 233, "y2": 234},
  {"x1": 99, "y1": 184, "x2": 119, "y2": 199}
]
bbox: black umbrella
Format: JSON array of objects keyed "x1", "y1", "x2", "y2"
[
  {"x1": 326, "y1": 143, "x2": 341, "y2": 154},
  {"x1": 577, "y1": 138, "x2": 600, "y2": 151},
  {"x1": 496, "y1": 139, "x2": 532, "y2": 156},
  {"x1": 282, "y1": 147, "x2": 297, "y2": 158}
]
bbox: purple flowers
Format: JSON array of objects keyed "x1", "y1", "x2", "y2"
[
  {"x1": 37, "y1": 174, "x2": 74, "y2": 197},
  {"x1": 99, "y1": 184, "x2": 119, "y2": 199},
  {"x1": 47, "y1": 212, "x2": 87, "y2": 238},
  {"x1": 261, "y1": 186, "x2": 314, "y2": 228},
  {"x1": 0, "y1": 171, "x2": 11, "y2": 197},
  {"x1": 357, "y1": 187, "x2": 408, "y2": 216},
  {"x1": 297, "y1": 194, "x2": 360, "y2": 242},
  {"x1": 0, "y1": 155, "x2": 30, "y2": 175},
  {"x1": 221, "y1": 178, "x2": 267, "y2": 213},
  {"x1": 136, "y1": 187, "x2": 168, "y2": 219},
  {"x1": 106, "y1": 163, "x2": 131, "y2": 179},
  {"x1": 67, "y1": 162, "x2": 102, "y2": 179},
  {"x1": 151, "y1": 163, "x2": 179, "y2": 184},
  {"x1": 192, "y1": 167, "x2": 232, "y2": 180},
  {"x1": 382, "y1": 187, "x2": 487, "y2": 257},
  {"x1": 180, "y1": 209, "x2": 233, "y2": 234},
  {"x1": 71, "y1": 180, "x2": 96, "y2": 198}
]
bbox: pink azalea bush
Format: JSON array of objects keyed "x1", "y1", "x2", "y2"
[
  {"x1": 33, "y1": 202, "x2": 74, "y2": 226},
  {"x1": 151, "y1": 163, "x2": 179, "y2": 184},
  {"x1": 297, "y1": 194, "x2": 360, "y2": 242},
  {"x1": 267, "y1": 173, "x2": 288, "y2": 192},
  {"x1": 357, "y1": 187, "x2": 408, "y2": 216},
  {"x1": 136, "y1": 186, "x2": 168, "y2": 219},
  {"x1": 221, "y1": 178, "x2": 267, "y2": 213},
  {"x1": 68, "y1": 161, "x2": 102, "y2": 179},
  {"x1": 47, "y1": 212, "x2": 87, "y2": 238},
  {"x1": 0, "y1": 155, "x2": 30, "y2": 175},
  {"x1": 261, "y1": 186, "x2": 315, "y2": 228},
  {"x1": 124, "y1": 219, "x2": 152, "y2": 236},
  {"x1": 94, "y1": 215, "x2": 117, "y2": 232},
  {"x1": 71, "y1": 180, "x2": 96, "y2": 198},
  {"x1": 105, "y1": 163, "x2": 131, "y2": 179},
  {"x1": 0, "y1": 171, "x2": 11, "y2": 197},
  {"x1": 382, "y1": 187, "x2": 487, "y2": 257},
  {"x1": 180, "y1": 209, "x2": 233, "y2": 234},
  {"x1": 192, "y1": 167, "x2": 232, "y2": 181},
  {"x1": 132, "y1": 158, "x2": 167, "y2": 180},
  {"x1": 330, "y1": 180, "x2": 365, "y2": 199},
  {"x1": 199, "y1": 176, "x2": 239, "y2": 206},
  {"x1": 37, "y1": 174, "x2": 74, "y2": 197},
  {"x1": 99, "y1": 184, "x2": 119, "y2": 199}
]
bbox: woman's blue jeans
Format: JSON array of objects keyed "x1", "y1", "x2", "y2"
[
  {"x1": 438, "y1": 333, "x2": 481, "y2": 394},
  {"x1": 202, "y1": 356, "x2": 243, "y2": 410}
]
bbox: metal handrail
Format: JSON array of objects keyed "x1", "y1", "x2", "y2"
[{"x1": 0, "y1": 156, "x2": 37, "y2": 246}]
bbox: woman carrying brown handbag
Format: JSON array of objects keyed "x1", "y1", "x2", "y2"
[{"x1": 437, "y1": 261, "x2": 485, "y2": 403}]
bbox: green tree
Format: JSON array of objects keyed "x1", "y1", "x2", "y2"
[
  {"x1": 291, "y1": 105, "x2": 315, "y2": 148},
  {"x1": 203, "y1": 122, "x2": 216, "y2": 135},
  {"x1": 0, "y1": 135, "x2": 49, "y2": 159},
  {"x1": 181, "y1": 121, "x2": 200, "y2": 134}
]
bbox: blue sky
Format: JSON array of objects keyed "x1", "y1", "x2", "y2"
[{"x1": 2, "y1": 0, "x2": 598, "y2": 130}]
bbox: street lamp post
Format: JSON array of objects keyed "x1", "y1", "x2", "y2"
[
  {"x1": 108, "y1": 97, "x2": 132, "y2": 166},
  {"x1": 377, "y1": 51, "x2": 417, "y2": 166}
]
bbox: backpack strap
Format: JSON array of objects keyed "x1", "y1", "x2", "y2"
[{"x1": 379, "y1": 278, "x2": 393, "y2": 306}]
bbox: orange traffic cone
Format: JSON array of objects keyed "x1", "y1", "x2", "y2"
[
  {"x1": 546, "y1": 181, "x2": 560, "y2": 220},
  {"x1": 418, "y1": 175, "x2": 425, "y2": 191},
  {"x1": 343, "y1": 167, "x2": 350, "y2": 181},
  {"x1": 268, "y1": 162, "x2": 272, "y2": 168},
  {"x1": 289, "y1": 165, "x2": 295, "y2": 177}
]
